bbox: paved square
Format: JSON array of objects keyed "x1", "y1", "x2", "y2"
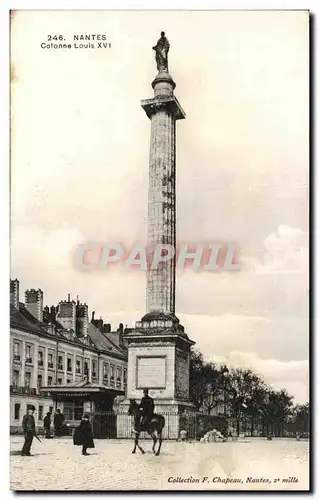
[{"x1": 10, "y1": 436, "x2": 309, "y2": 491}]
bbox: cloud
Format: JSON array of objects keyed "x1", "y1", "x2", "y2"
[{"x1": 241, "y1": 225, "x2": 309, "y2": 275}]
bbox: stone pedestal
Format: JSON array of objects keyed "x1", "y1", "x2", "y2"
[{"x1": 117, "y1": 314, "x2": 196, "y2": 439}]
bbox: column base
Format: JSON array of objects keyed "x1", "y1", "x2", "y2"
[{"x1": 117, "y1": 399, "x2": 196, "y2": 440}]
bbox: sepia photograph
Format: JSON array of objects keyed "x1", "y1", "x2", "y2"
[{"x1": 9, "y1": 9, "x2": 309, "y2": 491}]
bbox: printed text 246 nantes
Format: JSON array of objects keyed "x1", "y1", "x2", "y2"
[{"x1": 40, "y1": 34, "x2": 111, "y2": 50}]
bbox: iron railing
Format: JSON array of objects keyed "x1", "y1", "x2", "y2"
[{"x1": 85, "y1": 411, "x2": 227, "y2": 440}]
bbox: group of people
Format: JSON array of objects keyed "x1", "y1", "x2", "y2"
[
  {"x1": 21, "y1": 407, "x2": 66, "y2": 456},
  {"x1": 43, "y1": 408, "x2": 65, "y2": 438},
  {"x1": 20, "y1": 389, "x2": 155, "y2": 457}
]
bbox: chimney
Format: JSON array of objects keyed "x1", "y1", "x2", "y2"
[
  {"x1": 10, "y1": 279, "x2": 19, "y2": 310},
  {"x1": 91, "y1": 311, "x2": 95, "y2": 322},
  {"x1": 68, "y1": 293, "x2": 70, "y2": 302},
  {"x1": 103, "y1": 323, "x2": 111, "y2": 334},
  {"x1": 25, "y1": 288, "x2": 44, "y2": 322},
  {"x1": 47, "y1": 322, "x2": 56, "y2": 336}
]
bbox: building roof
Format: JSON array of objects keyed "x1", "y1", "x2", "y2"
[
  {"x1": 10, "y1": 302, "x2": 127, "y2": 360},
  {"x1": 10, "y1": 303, "x2": 48, "y2": 336},
  {"x1": 87, "y1": 323, "x2": 125, "y2": 356}
]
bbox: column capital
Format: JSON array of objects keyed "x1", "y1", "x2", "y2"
[{"x1": 141, "y1": 95, "x2": 186, "y2": 120}]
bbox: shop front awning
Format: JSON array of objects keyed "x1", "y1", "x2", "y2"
[{"x1": 40, "y1": 380, "x2": 125, "y2": 398}]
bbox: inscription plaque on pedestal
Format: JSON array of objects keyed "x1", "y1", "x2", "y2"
[{"x1": 136, "y1": 356, "x2": 166, "y2": 389}]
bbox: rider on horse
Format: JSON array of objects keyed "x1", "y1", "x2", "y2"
[{"x1": 138, "y1": 389, "x2": 154, "y2": 431}]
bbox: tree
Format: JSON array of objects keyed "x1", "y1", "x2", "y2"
[
  {"x1": 289, "y1": 403, "x2": 309, "y2": 436},
  {"x1": 188, "y1": 348, "x2": 302, "y2": 438},
  {"x1": 189, "y1": 350, "x2": 207, "y2": 410},
  {"x1": 262, "y1": 389, "x2": 294, "y2": 436},
  {"x1": 189, "y1": 350, "x2": 222, "y2": 413}
]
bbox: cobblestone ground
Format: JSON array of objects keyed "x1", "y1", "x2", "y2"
[{"x1": 10, "y1": 436, "x2": 309, "y2": 491}]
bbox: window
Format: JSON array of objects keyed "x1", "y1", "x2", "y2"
[
  {"x1": 58, "y1": 355, "x2": 63, "y2": 371},
  {"x1": 25, "y1": 372, "x2": 31, "y2": 388},
  {"x1": 124, "y1": 369, "x2": 127, "y2": 383},
  {"x1": 76, "y1": 360, "x2": 81, "y2": 374},
  {"x1": 37, "y1": 374, "x2": 42, "y2": 388},
  {"x1": 57, "y1": 378, "x2": 62, "y2": 385},
  {"x1": 14, "y1": 403, "x2": 20, "y2": 420},
  {"x1": 92, "y1": 361, "x2": 97, "y2": 377},
  {"x1": 74, "y1": 401, "x2": 83, "y2": 420},
  {"x1": 110, "y1": 365, "x2": 115, "y2": 386},
  {"x1": 63, "y1": 401, "x2": 83, "y2": 420},
  {"x1": 48, "y1": 376, "x2": 53, "y2": 386},
  {"x1": 67, "y1": 357, "x2": 72, "y2": 372},
  {"x1": 84, "y1": 361, "x2": 89, "y2": 375},
  {"x1": 63, "y1": 402, "x2": 73, "y2": 420},
  {"x1": 26, "y1": 345, "x2": 32, "y2": 364},
  {"x1": 116, "y1": 367, "x2": 122, "y2": 387},
  {"x1": 103, "y1": 364, "x2": 109, "y2": 385},
  {"x1": 48, "y1": 353, "x2": 54, "y2": 369},
  {"x1": 13, "y1": 341, "x2": 20, "y2": 361},
  {"x1": 12, "y1": 370, "x2": 19, "y2": 387},
  {"x1": 38, "y1": 406, "x2": 43, "y2": 420},
  {"x1": 67, "y1": 379, "x2": 71, "y2": 384},
  {"x1": 38, "y1": 350, "x2": 44, "y2": 367},
  {"x1": 49, "y1": 406, "x2": 53, "y2": 414}
]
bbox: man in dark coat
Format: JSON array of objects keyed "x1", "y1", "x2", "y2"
[
  {"x1": 73, "y1": 413, "x2": 95, "y2": 456},
  {"x1": 21, "y1": 405, "x2": 36, "y2": 456},
  {"x1": 138, "y1": 388, "x2": 155, "y2": 431},
  {"x1": 54, "y1": 409, "x2": 65, "y2": 437},
  {"x1": 43, "y1": 411, "x2": 51, "y2": 438}
]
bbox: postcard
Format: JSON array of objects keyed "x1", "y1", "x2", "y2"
[{"x1": 10, "y1": 9, "x2": 309, "y2": 491}]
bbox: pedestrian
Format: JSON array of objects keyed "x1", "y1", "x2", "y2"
[
  {"x1": 43, "y1": 411, "x2": 51, "y2": 438},
  {"x1": 73, "y1": 413, "x2": 95, "y2": 456},
  {"x1": 21, "y1": 405, "x2": 36, "y2": 456},
  {"x1": 54, "y1": 409, "x2": 65, "y2": 437}
]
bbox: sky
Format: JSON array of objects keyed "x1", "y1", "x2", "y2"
[{"x1": 11, "y1": 10, "x2": 309, "y2": 403}]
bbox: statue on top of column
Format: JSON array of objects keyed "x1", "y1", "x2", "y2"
[{"x1": 152, "y1": 32, "x2": 170, "y2": 72}]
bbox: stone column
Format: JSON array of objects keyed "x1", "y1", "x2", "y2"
[{"x1": 141, "y1": 72, "x2": 185, "y2": 314}]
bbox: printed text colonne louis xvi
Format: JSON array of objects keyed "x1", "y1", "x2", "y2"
[{"x1": 40, "y1": 34, "x2": 111, "y2": 50}]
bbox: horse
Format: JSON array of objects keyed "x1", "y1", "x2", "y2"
[{"x1": 127, "y1": 399, "x2": 165, "y2": 456}]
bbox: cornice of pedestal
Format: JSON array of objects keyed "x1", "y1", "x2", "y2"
[{"x1": 123, "y1": 330, "x2": 195, "y2": 350}]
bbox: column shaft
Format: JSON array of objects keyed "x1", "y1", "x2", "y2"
[{"x1": 146, "y1": 110, "x2": 176, "y2": 313}]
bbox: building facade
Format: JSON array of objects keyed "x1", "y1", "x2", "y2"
[{"x1": 10, "y1": 279, "x2": 128, "y2": 433}]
